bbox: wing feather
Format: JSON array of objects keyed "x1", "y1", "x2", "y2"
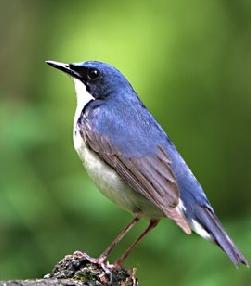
[{"x1": 82, "y1": 124, "x2": 191, "y2": 234}]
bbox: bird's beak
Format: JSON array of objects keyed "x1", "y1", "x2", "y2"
[{"x1": 46, "y1": 60, "x2": 82, "y2": 80}]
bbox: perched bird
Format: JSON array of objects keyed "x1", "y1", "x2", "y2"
[{"x1": 46, "y1": 60, "x2": 248, "y2": 267}]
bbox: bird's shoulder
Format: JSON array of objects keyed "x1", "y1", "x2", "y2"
[{"x1": 81, "y1": 97, "x2": 170, "y2": 157}]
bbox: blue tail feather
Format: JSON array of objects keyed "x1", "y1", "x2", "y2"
[{"x1": 194, "y1": 207, "x2": 249, "y2": 267}]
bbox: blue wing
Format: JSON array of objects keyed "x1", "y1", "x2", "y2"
[
  {"x1": 81, "y1": 96, "x2": 212, "y2": 213},
  {"x1": 79, "y1": 97, "x2": 192, "y2": 233}
]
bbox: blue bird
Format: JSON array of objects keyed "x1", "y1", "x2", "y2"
[{"x1": 46, "y1": 60, "x2": 248, "y2": 267}]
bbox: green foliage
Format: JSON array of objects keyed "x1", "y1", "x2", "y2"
[{"x1": 0, "y1": 0, "x2": 250, "y2": 285}]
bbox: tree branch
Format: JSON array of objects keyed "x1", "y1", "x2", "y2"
[{"x1": 0, "y1": 251, "x2": 138, "y2": 286}]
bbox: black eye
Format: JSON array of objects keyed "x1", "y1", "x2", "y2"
[{"x1": 87, "y1": 68, "x2": 100, "y2": 80}]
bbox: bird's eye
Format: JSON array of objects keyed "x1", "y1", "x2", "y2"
[{"x1": 87, "y1": 68, "x2": 100, "y2": 80}]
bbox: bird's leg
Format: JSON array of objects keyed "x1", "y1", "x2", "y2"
[
  {"x1": 114, "y1": 219, "x2": 159, "y2": 267},
  {"x1": 98, "y1": 216, "x2": 140, "y2": 263}
]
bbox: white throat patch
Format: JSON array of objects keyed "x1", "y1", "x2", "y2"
[{"x1": 73, "y1": 79, "x2": 94, "y2": 127}]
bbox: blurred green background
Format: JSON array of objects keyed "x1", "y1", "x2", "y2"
[{"x1": 0, "y1": 0, "x2": 250, "y2": 285}]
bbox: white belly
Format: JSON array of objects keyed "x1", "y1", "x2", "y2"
[{"x1": 73, "y1": 128, "x2": 163, "y2": 218}]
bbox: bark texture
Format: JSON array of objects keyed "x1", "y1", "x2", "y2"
[{"x1": 0, "y1": 252, "x2": 138, "y2": 286}]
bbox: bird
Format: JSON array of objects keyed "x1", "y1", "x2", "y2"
[{"x1": 46, "y1": 60, "x2": 249, "y2": 268}]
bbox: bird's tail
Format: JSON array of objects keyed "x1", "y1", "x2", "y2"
[{"x1": 194, "y1": 207, "x2": 249, "y2": 267}]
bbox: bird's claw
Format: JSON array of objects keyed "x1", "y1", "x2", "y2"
[{"x1": 73, "y1": 251, "x2": 113, "y2": 274}]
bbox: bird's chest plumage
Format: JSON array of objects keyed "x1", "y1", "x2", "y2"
[
  {"x1": 74, "y1": 125, "x2": 163, "y2": 218},
  {"x1": 74, "y1": 126, "x2": 163, "y2": 219},
  {"x1": 74, "y1": 125, "x2": 129, "y2": 208}
]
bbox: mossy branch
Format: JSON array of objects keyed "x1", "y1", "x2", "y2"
[{"x1": 0, "y1": 252, "x2": 138, "y2": 286}]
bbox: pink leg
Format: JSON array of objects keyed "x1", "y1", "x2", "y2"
[
  {"x1": 98, "y1": 217, "x2": 140, "y2": 262},
  {"x1": 115, "y1": 219, "x2": 159, "y2": 266}
]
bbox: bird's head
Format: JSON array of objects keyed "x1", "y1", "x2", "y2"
[{"x1": 46, "y1": 60, "x2": 133, "y2": 100}]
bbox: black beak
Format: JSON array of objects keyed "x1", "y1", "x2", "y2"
[{"x1": 46, "y1": 60, "x2": 82, "y2": 80}]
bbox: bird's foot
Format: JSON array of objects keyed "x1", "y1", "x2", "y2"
[
  {"x1": 73, "y1": 251, "x2": 113, "y2": 274},
  {"x1": 71, "y1": 251, "x2": 137, "y2": 286}
]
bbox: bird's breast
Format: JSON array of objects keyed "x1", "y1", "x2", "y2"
[{"x1": 73, "y1": 123, "x2": 163, "y2": 219}]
